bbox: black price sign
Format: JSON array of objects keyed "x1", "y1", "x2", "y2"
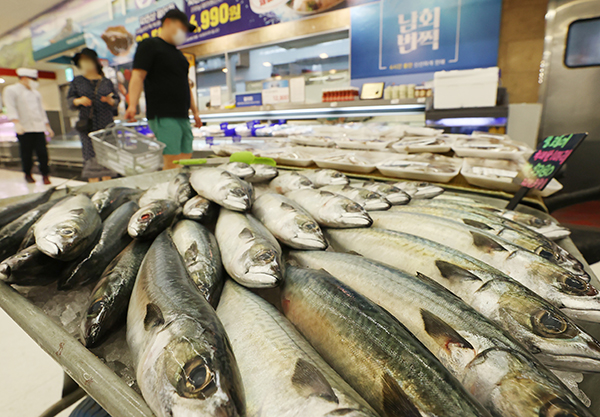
[
  {"x1": 514, "y1": 133, "x2": 587, "y2": 190},
  {"x1": 506, "y1": 132, "x2": 587, "y2": 210}
]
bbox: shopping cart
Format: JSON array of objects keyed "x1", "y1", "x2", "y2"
[{"x1": 89, "y1": 124, "x2": 165, "y2": 176}]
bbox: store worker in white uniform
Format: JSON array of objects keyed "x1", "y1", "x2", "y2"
[{"x1": 4, "y1": 68, "x2": 54, "y2": 184}]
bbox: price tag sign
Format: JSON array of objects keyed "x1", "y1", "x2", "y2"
[
  {"x1": 514, "y1": 133, "x2": 587, "y2": 190},
  {"x1": 506, "y1": 132, "x2": 587, "y2": 209}
]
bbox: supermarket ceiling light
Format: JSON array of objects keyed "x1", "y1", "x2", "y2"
[
  {"x1": 329, "y1": 69, "x2": 336, "y2": 74},
  {"x1": 263, "y1": 62, "x2": 272, "y2": 67},
  {"x1": 198, "y1": 67, "x2": 206, "y2": 72},
  {"x1": 319, "y1": 53, "x2": 329, "y2": 59},
  {"x1": 222, "y1": 68, "x2": 228, "y2": 73},
  {"x1": 0, "y1": 78, "x2": 5, "y2": 84}
]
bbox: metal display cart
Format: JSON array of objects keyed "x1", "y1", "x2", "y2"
[{"x1": 1, "y1": 168, "x2": 600, "y2": 416}]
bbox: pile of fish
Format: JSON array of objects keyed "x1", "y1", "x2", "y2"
[{"x1": 1, "y1": 163, "x2": 600, "y2": 417}]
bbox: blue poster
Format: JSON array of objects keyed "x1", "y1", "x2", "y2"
[{"x1": 351, "y1": 0, "x2": 502, "y2": 78}]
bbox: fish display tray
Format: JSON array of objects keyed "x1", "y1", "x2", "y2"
[
  {"x1": 1, "y1": 172, "x2": 600, "y2": 416},
  {"x1": 90, "y1": 125, "x2": 166, "y2": 177}
]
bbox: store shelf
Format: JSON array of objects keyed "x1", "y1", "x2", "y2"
[
  {"x1": 196, "y1": 99, "x2": 426, "y2": 122},
  {"x1": 425, "y1": 105, "x2": 509, "y2": 120}
]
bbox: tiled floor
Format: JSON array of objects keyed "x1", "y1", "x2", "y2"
[{"x1": 0, "y1": 168, "x2": 599, "y2": 416}]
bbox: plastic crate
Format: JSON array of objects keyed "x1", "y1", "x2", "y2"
[{"x1": 89, "y1": 124, "x2": 165, "y2": 176}]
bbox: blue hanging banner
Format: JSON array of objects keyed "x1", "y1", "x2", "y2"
[{"x1": 351, "y1": 0, "x2": 502, "y2": 79}]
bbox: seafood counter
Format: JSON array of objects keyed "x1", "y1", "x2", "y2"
[{"x1": 1, "y1": 164, "x2": 600, "y2": 417}]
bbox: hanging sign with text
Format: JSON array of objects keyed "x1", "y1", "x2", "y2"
[{"x1": 514, "y1": 133, "x2": 588, "y2": 191}]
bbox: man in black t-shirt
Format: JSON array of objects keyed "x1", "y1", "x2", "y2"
[{"x1": 125, "y1": 8, "x2": 202, "y2": 169}]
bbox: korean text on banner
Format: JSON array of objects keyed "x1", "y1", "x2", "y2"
[{"x1": 351, "y1": 0, "x2": 502, "y2": 78}]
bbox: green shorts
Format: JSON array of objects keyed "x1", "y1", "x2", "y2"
[{"x1": 148, "y1": 117, "x2": 194, "y2": 155}]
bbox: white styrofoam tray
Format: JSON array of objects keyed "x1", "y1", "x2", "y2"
[
  {"x1": 460, "y1": 157, "x2": 563, "y2": 197},
  {"x1": 377, "y1": 153, "x2": 463, "y2": 183}
]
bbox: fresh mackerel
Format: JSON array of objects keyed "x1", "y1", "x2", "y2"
[
  {"x1": 369, "y1": 211, "x2": 600, "y2": 323},
  {"x1": 217, "y1": 280, "x2": 378, "y2": 417},
  {"x1": 323, "y1": 228, "x2": 600, "y2": 373},
  {"x1": 288, "y1": 251, "x2": 595, "y2": 417},
  {"x1": 282, "y1": 266, "x2": 491, "y2": 417}
]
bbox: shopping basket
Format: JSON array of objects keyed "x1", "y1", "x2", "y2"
[{"x1": 89, "y1": 124, "x2": 165, "y2": 176}]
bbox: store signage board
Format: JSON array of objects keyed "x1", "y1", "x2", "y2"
[
  {"x1": 350, "y1": 0, "x2": 502, "y2": 78},
  {"x1": 506, "y1": 133, "x2": 588, "y2": 210},
  {"x1": 236, "y1": 93, "x2": 263, "y2": 107},
  {"x1": 182, "y1": 0, "x2": 378, "y2": 46},
  {"x1": 135, "y1": 2, "x2": 179, "y2": 41}
]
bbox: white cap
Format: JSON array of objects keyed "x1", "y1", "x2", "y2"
[{"x1": 16, "y1": 68, "x2": 38, "y2": 79}]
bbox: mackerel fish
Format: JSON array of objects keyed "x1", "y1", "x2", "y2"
[
  {"x1": 391, "y1": 180, "x2": 444, "y2": 199},
  {"x1": 139, "y1": 181, "x2": 171, "y2": 207},
  {"x1": 59, "y1": 201, "x2": 138, "y2": 290},
  {"x1": 81, "y1": 239, "x2": 151, "y2": 347},
  {"x1": 369, "y1": 211, "x2": 600, "y2": 323},
  {"x1": 0, "y1": 186, "x2": 55, "y2": 229},
  {"x1": 0, "y1": 198, "x2": 61, "y2": 261},
  {"x1": 171, "y1": 220, "x2": 224, "y2": 307},
  {"x1": 92, "y1": 187, "x2": 142, "y2": 220},
  {"x1": 425, "y1": 196, "x2": 570, "y2": 240},
  {"x1": 168, "y1": 172, "x2": 195, "y2": 204},
  {"x1": 127, "y1": 231, "x2": 245, "y2": 417},
  {"x1": 190, "y1": 168, "x2": 254, "y2": 211},
  {"x1": 215, "y1": 208, "x2": 283, "y2": 288},
  {"x1": 303, "y1": 169, "x2": 349, "y2": 187},
  {"x1": 217, "y1": 280, "x2": 379, "y2": 417},
  {"x1": 286, "y1": 189, "x2": 372, "y2": 228},
  {"x1": 34, "y1": 195, "x2": 102, "y2": 261},
  {"x1": 320, "y1": 185, "x2": 391, "y2": 211},
  {"x1": 288, "y1": 251, "x2": 595, "y2": 417},
  {"x1": 128, "y1": 200, "x2": 179, "y2": 240},
  {"x1": 251, "y1": 193, "x2": 326, "y2": 250},
  {"x1": 182, "y1": 196, "x2": 214, "y2": 221},
  {"x1": 218, "y1": 162, "x2": 255, "y2": 180},
  {"x1": 0, "y1": 245, "x2": 66, "y2": 286},
  {"x1": 269, "y1": 171, "x2": 314, "y2": 194},
  {"x1": 353, "y1": 181, "x2": 410, "y2": 205},
  {"x1": 282, "y1": 266, "x2": 492, "y2": 417},
  {"x1": 246, "y1": 164, "x2": 278, "y2": 183},
  {"x1": 323, "y1": 227, "x2": 600, "y2": 373},
  {"x1": 390, "y1": 204, "x2": 587, "y2": 277}
]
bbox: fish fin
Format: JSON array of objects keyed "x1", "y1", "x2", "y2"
[
  {"x1": 381, "y1": 372, "x2": 421, "y2": 417},
  {"x1": 143, "y1": 303, "x2": 164, "y2": 331},
  {"x1": 421, "y1": 309, "x2": 474, "y2": 352},
  {"x1": 70, "y1": 208, "x2": 85, "y2": 216},
  {"x1": 416, "y1": 272, "x2": 464, "y2": 300},
  {"x1": 325, "y1": 409, "x2": 366, "y2": 416},
  {"x1": 435, "y1": 260, "x2": 482, "y2": 282},
  {"x1": 280, "y1": 202, "x2": 296, "y2": 212},
  {"x1": 239, "y1": 227, "x2": 254, "y2": 240},
  {"x1": 462, "y1": 218, "x2": 493, "y2": 231},
  {"x1": 319, "y1": 191, "x2": 335, "y2": 197},
  {"x1": 291, "y1": 358, "x2": 338, "y2": 404},
  {"x1": 470, "y1": 231, "x2": 507, "y2": 252},
  {"x1": 184, "y1": 241, "x2": 199, "y2": 263}
]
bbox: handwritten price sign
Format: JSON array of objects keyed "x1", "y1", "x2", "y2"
[{"x1": 514, "y1": 133, "x2": 587, "y2": 191}]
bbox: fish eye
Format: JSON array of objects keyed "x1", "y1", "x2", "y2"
[
  {"x1": 536, "y1": 247, "x2": 558, "y2": 261},
  {"x1": 255, "y1": 249, "x2": 276, "y2": 263},
  {"x1": 560, "y1": 276, "x2": 596, "y2": 296},
  {"x1": 87, "y1": 299, "x2": 104, "y2": 317},
  {"x1": 531, "y1": 310, "x2": 577, "y2": 339},
  {"x1": 299, "y1": 180, "x2": 312, "y2": 186},
  {"x1": 177, "y1": 357, "x2": 216, "y2": 399},
  {"x1": 345, "y1": 203, "x2": 362, "y2": 213},
  {"x1": 140, "y1": 212, "x2": 154, "y2": 222},
  {"x1": 530, "y1": 217, "x2": 550, "y2": 227},
  {"x1": 60, "y1": 227, "x2": 75, "y2": 237},
  {"x1": 539, "y1": 398, "x2": 581, "y2": 417},
  {"x1": 300, "y1": 221, "x2": 319, "y2": 232},
  {"x1": 230, "y1": 188, "x2": 246, "y2": 197}
]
